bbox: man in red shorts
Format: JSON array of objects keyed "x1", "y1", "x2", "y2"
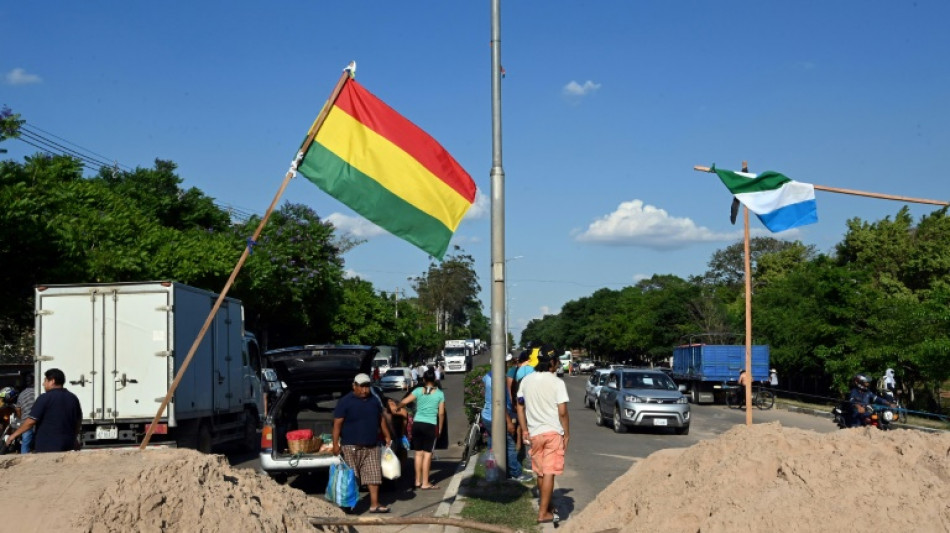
[{"x1": 515, "y1": 346, "x2": 570, "y2": 525}]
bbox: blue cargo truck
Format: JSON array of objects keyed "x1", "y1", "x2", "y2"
[{"x1": 672, "y1": 344, "x2": 770, "y2": 404}]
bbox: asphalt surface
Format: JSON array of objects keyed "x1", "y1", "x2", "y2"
[{"x1": 226, "y1": 355, "x2": 842, "y2": 530}]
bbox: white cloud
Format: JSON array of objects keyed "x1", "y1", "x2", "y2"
[
  {"x1": 326, "y1": 213, "x2": 387, "y2": 238},
  {"x1": 464, "y1": 189, "x2": 489, "y2": 220},
  {"x1": 4, "y1": 68, "x2": 42, "y2": 85},
  {"x1": 632, "y1": 273, "x2": 649, "y2": 283},
  {"x1": 343, "y1": 268, "x2": 362, "y2": 279},
  {"x1": 574, "y1": 199, "x2": 741, "y2": 250},
  {"x1": 563, "y1": 80, "x2": 601, "y2": 97}
]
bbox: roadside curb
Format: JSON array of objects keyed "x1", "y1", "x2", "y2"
[
  {"x1": 778, "y1": 401, "x2": 945, "y2": 433},
  {"x1": 430, "y1": 451, "x2": 478, "y2": 532}
]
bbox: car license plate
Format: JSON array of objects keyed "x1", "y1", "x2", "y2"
[
  {"x1": 653, "y1": 418, "x2": 668, "y2": 426},
  {"x1": 96, "y1": 425, "x2": 118, "y2": 439}
]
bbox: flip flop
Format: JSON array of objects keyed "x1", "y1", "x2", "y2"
[
  {"x1": 369, "y1": 506, "x2": 390, "y2": 514},
  {"x1": 419, "y1": 485, "x2": 440, "y2": 490}
]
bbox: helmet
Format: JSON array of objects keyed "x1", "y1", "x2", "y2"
[
  {"x1": 0, "y1": 386, "x2": 17, "y2": 404},
  {"x1": 853, "y1": 374, "x2": 870, "y2": 390}
]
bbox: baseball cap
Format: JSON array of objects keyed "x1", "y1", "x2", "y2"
[
  {"x1": 354, "y1": 373, "x2": 372, "y2": 385},
  {"x1": 505, "y1": 353, "x2": 513, "y2": 362}
]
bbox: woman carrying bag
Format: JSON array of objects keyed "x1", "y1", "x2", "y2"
[{"x1": 398, "y1": 370, "x2": 444, "y2": 490}]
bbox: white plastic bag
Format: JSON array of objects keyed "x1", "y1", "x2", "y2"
[
  {"x1": 483, "y1": 449, "x2": 500, "y2": 482},
  {"x1": 381, "y1": 445, "x2": 401, "y2": 480}
]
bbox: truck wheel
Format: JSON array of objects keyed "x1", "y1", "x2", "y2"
[
  {"x1": 612, "y1": 409, "x2": 627, "y2": 434},
  {"x1": 594, "y1": 402, "x2": 606, "y2": 427},
  {"x1": 241, "y1": 410, "x2": 259, "y2": 453},
  {"x1": 197, "y1": 421, "x2": 213, "y2": 454},
  {"x1": 691, "y1": 388, "x2": 700, "y2": 404},
  {"x1": 675, "y1": 425, "x2": 690, "y2": 435}
]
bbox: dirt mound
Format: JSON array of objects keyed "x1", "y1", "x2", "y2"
[
  {"x1": 563, "y1": 422, "x2": 950, "y2": 533},
  {"x1": 0, "y1": 448, "x2": 354, "y2": 533}
]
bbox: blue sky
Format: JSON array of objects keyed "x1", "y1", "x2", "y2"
[{"x1": 4, "y1": 1, "x2": 949, "y2": 344}]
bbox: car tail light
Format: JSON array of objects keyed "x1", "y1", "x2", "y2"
[{"x1": 261, "y1": 425, "x2": 273, "y2": 451}]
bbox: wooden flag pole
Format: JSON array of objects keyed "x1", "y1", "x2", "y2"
[
  {"x1": 140, "y1": 66, "x2": 354, "y2": 450},
  {"x1": 741, "y1": 161, "x2": 753, "y2": 426},
  {"x1": 693, "y1": 165, "x2": 950, "y2": 206}
]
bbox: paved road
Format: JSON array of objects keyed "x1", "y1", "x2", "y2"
[
  {"x1": 226, "y1": 357, "x2": 838, "y2": 522},
  {"x1": 557, "y1": 372, "x2": 837, "y2": 522}
]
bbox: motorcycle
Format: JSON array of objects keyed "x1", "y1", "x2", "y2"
[
  {"x1": 0, "y1": 413, "x2": 21, "y2": 454},
  {"x1": 832, "y1": 399, "x2": 900, "y2": 430}
]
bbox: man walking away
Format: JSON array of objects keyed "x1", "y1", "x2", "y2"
[
  {"x1": 332, "y1": 373, "x2": 392, "y2": 514},
  {"x1": 516, "y1": 351, "x2": 570, "y2": 525},
  {"x1": 5, "y1": 368, "x2": 81, "y2": 453},
  {"x1": 15, "y1": 373, "x2": 35, "y2": 453}
]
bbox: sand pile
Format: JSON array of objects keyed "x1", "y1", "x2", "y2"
[
  {"x1": 562, "y1": 422, "x2": 950, "y2": 533},
  {"x1": 0, "y1": 448, "x2": 355, "y2": 533}
]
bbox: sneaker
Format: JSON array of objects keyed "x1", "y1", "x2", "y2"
[{"x1": 514, "y1": 473, "x2": 534, "y2": 483}]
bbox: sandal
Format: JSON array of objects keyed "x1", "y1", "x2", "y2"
[
  {"x1": 369, "y1": 506, "x2": 390, "y2": 514},
  {"x1": 419, "y1": 485, "x2": 440, "y2": 490}
]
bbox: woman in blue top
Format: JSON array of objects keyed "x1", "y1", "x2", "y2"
[{"x1": 399, "y1": 370, "x2": 445, "y2": 490}]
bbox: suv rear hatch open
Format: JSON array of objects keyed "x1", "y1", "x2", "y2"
[{"x1": 260, "y1": 345, "x2": 378, "y2": 475}]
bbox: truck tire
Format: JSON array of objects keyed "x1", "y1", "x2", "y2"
[
  {"x1": 241, "y1": 410, "x2": 259, "y2": 453},
  {"x1": 196, "y1": 421, "x2": 213, "y2": 454},
  {"x1": 690, "y1": 388, "x2": 700, "y2": 404},
  {"x1": 174, "y1": 420, "x2": 200, "y2": 450},
  {"x1": 675, "y1": 424, "x2": 690, "y2": 435}
]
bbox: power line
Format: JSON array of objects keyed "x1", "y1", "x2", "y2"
[
  {"x1": 21, "y1": 123, "x2": 133, "y2": 172},
  {"x1": 18, "y1": 129, "x2": 116, "y2": 171}
]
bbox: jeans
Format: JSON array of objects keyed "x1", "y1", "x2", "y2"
[
  {"x1": 20, "y1": 427, "x2": 33, "y2": 454},
  {"x1": 483, "y1": 418, "x2": 522, "y2": 478}
]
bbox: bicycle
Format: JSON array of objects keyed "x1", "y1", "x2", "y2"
[
  {"x1": 458, "y1": 404, "x2": 485, "y2": 468},
  {"x1": 725, "y1": 384, "x2": 775, "y2": 410}
]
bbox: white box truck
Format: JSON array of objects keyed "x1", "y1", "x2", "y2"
[
  {"x1": 34, "y1": 282, "x2": 263, "y2": 452},
  {"x1": 443, "y1": 339, "x2": 472, "y2": 373}
]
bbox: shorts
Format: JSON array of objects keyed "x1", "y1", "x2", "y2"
[
  {"x1": 411, "y1": 421, "x2": 437, "y2": 452},
  {"x1": 528, "y1": 431, "x2": 565, "y2": 476},
  {"x1": 341, "y1": 445, "x2": 382, "y2": 486}
]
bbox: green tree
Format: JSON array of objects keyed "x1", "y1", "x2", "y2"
[
  {"x1": 411, "y1": 247, "x2": 482, "y2": 337},
  {"x1": 233, "y1": 203, "x2": 347, "y2": 349}
]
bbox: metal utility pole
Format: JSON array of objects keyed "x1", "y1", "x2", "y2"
[{"x1": 488, "y1": 0, "x2": 508, "y2": 474}]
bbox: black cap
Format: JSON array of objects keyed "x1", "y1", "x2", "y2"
[{"x1": 518, "y1": 351, "x2": 531, "y2": 363}]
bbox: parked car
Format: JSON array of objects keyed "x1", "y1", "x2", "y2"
[
  {"x1": 379, "y1": 367, "x2": 415, "y2": 391},
  {"x1": 584, "y1": 368, "x2": 612, "y2": 409},
  {"x1": 595, "y1": 368, "x2": 690, "y2": 435},
  {"x1": 259, "y1": 344, "x2": 379, "y2": 480}
]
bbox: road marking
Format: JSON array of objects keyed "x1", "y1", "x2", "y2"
[{"x1": 593, "y1": 453, "x2": 643, "y2": 461}]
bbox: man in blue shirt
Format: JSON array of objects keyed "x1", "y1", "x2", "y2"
[
  {"x1": 5, "y1": 368, "x2": 81, "y2": 453},
  {"x1": 483, "y1": 355, "x2": 528, "y2": 481},
  {"x1": 332, "y1": 373, "x2": 391, "y2": 513}
]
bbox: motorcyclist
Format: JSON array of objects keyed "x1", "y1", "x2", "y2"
[{"x1": 846, "y1": 374, "x2": 894, "y2": 427}]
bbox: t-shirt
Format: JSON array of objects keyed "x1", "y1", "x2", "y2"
[
  {"x1": 16, "y1": 387, "x2": 35, "y2": 419},
  {"x1": 481, "y1": 373, "x2": 513, "y2": 423},
  {"x1": 410, "y1": 386, "x2": 444, "y2": 425},
  {"x1": 517, "y1": 371, "x2": 569, "y2": 437},
  {"x1": 29, "y1": 387, "x2": 81, "y2": 453},
  {"x1": 333, "y1": 392, "x2": 383, "y2": 446}
]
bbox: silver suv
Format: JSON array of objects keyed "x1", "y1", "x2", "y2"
[{"x1": 595, "y1": 368, "x2": 690, "y2": 435}]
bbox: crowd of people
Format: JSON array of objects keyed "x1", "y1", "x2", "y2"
[{"x1": 0, "y1": 368, "x2": 81, "y2": 454}]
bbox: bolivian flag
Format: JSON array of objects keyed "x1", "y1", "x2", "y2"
[{"x1": 298, "y1": 78, "x2": 476, "y2": 260}]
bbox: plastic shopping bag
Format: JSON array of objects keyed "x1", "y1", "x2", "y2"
[
  {"x1": 325, "y1": 457, "x2": 359, "y2": 509},
  {"x1": 483, "y1": 449, "x2": 500, "y2": 482},
  {"x1": 380, "y1": 445, "x2": 401, "y2": 480}
]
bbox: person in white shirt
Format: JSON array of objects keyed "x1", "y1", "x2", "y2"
[{"x1": 516, "y1": 348, "x2": 569, "y2": 526}]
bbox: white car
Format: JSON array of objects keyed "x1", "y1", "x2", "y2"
[
  {"x1": 578, "y1": 359, "x2": 596, "y2": 373},
  {"x1": 584, "y1": 368, "x2": 611, "y2": 409},
  {"x1": 379, "y1": 367, "x2": 415, "y2": 391}
]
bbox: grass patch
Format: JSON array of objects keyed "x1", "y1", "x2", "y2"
[{"x1": 459, "y1": 461, "x2": 540, "y2": 533}]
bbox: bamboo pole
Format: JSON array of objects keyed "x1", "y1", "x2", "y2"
[
  {"x1": 693, "y1": 165, "x2": 950, "y2": 206},
  {"x1": 140, "y1": 66, "x2": 354, "y2": 450},
  {"x1": 742, "y1": 161, "x2": 753, "y2": 426},
  {"x1": 309, "y1": 516, "x2": 517, "y2": 533}
]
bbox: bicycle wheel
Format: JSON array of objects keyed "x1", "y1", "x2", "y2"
[
  {"x1": 725, "y1": 389, "x2": 737, "y2": 408},
  {"x1": 755, "y1": 389, "x2": 775, "y2": 410},
  {"x1": 461, "y1": 421, "x2": 480, "y2": 464}
]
